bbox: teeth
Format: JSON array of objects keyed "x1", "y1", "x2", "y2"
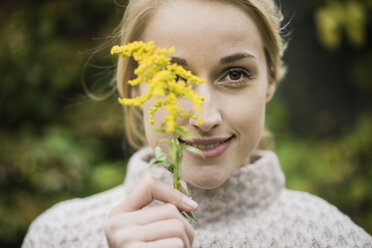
[{"x1": 185, "y1": 141, "x2": 223, "y2": 149}]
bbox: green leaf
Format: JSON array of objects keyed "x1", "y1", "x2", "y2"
[
  {"x1": 149, "y1": 158, "x2": 157, "y2": 168},
  {"x1": 187, "y1": 130, "x2": 201, "y2": 137},
  {"x1": 150, "y1": 146, "x2": 174, "y2": 173},
  {"x1": 154, "y1": 146, "x2": 163, "y2": 156},
  {"x1": 150, "y1": 158, "x2": 175, "y2": 174},
  {"x1": 175, "y1": 137, "x2": 180, "y2": 145},
  {"x1": 175, "y1": 128, "x2": 189, "y2": 138},
  {"x1": 182, "y1": 211, "x2": 199, "y2": 223},
  {"x1": 167, "y1": 164, "x2": 175, "y2": 174},
  {"x1": 177, "y1": 182, "x2": 187, "y2": 195},
  {"x1": 152, "y1": 128, "x2": 167, "y2": 134},
  {"x1": 177, "y1": 147, "x2": 184, "y2": 165},
  {"x1": 154, "y1": 146, "x2": 168, "y2": 162},
  {"x1": 176, "y1": 148, "x2": 183, "y2": 181},
  {"x1": 150, "y1": 159, "x2": 172, "y2": 170},
  {"x1": 183, "y1": 145, "x2": 205, "y2": 158},
  {"x1": 158, "y1": 139, "x2": 172, "y2": 145},
  {"x1": 176, "y1": 161, "x2": 182, "y2": 181},
  {"x1": 160, "y1": 162, "x2": 174, "y2": 173}
]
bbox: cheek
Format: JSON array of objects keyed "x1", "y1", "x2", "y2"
[{"x1": 225, "y1": 90, "x2": 267, "y2": 140}]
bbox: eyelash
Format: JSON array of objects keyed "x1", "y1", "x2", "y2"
[{"x1": 218, "y1": 68, "x2": 253, "y2": 87}]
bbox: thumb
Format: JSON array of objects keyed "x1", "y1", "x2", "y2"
[{"x1": 110, "y1": 176, "x2": 197, "y2": 217}]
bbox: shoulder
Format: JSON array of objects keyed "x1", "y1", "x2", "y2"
[
  {"x1": 275, "y1": 189, "x2": 372, "y2": 247},
  {"x1": 22, "y1": 186, "x2": 126, "y2": 248}
]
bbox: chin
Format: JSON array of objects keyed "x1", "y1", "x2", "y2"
[{"x1": 184, "y1": 170, "x2": 229, "y2": 190}]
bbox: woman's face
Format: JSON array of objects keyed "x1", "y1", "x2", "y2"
[{"x1": 139, "y1": 0, "x2": 275, "y2": 189}]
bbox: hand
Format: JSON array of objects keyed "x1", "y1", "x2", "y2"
[{"x1": 104, "y1": 176, "x2": 198, "y2": 248}]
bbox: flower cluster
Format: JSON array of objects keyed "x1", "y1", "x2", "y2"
[
  {"x1": 112, "y1": 41, "x2": 205, "y2": 222},
  {"x1": 111, "y1": 41, "x2": 205, "y2": 133}
]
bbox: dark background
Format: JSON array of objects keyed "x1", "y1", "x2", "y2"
[{"x1": 0, "y1": 0, "x2": 371, "y2": 247}]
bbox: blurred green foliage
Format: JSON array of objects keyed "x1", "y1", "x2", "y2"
[
  {"x1": 267, "y1": 98, "x2": 372, "y2": 232},
  {"x1": 0, "y1": 0, "x2": 129, "y2": 247},
  {"x1": 314, "y1": 0, "x2": 370, "y2": 49},
  {"x1": 0, "y1": 0, "x2": 371, "y2": 247}
]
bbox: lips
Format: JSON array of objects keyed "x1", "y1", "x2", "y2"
[
  {"x1": 181, "y1": 140, "x2": 225, "y2": 149},
  {"x1": 179, "y1": 135, "x2": 234, "y2": 159}
]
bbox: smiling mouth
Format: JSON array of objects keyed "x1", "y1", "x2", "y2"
[
  {"x1": 178, "y1": 135, "x2": 234, "y2": 150},
  {"x1": 178, "y1": 135, "x2": 235, "y2": 159}
]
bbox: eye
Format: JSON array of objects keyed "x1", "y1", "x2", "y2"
[
  {"x1": 175, "y1": 75, "x2": 186, "y2": 82},
  {"x1": 218, "y1": 68, "x2": 252, "y2": 87},
  {"x1": 229, "y1": 70, "x2": 243, "y2": 80}
]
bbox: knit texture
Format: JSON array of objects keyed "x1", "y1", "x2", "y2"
[{"x1": 22, "y1": 148, "x2": 372, "y2": 248}]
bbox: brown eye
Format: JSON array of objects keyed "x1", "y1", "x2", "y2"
[
  {"x1": 218, "y1": 68, "x2": 252, "y2": 88},
  {"x1": 229, "y1": 71, "x2": 242, "y2": 80}
]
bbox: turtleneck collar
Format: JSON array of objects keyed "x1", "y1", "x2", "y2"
[{"x1": 123, "y1": 148, "x2": 285, "y2": 224}]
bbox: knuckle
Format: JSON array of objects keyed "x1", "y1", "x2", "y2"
[
  {"x1": 143, "y1": 175, "x2": 158, "y2": 188},
  {"x1": 118, "y1": 233, "x2": 130, "y2": 244},
  {"x1": 127, "y1": 243, "x2": 138, "y2": 248},
  {"x1": 170, "y1": 218, "x2": 185, "y2": 233},
  {"x1": 104, "y1": 220, "x2": 117, "y2": 236},
  {"x1": 108, "y1": 206, "x2": 119, "y2": 218},
  {"x1": 104, "y1": 222, "x2": 126, "y2": 247},
  {"x1": 131, "y1": 242, "x2": 146, "y2": 248},
  {"x1": 104, "y1": 215, "x2": 134, "y2": 245},
  {"x1": 115, "y1": 230, "x2": 132, "y2": 245},
  {"x1": 164, "y1": 203, "x2": 179, "y2": 214},
  {"x1": 172, "y1": 237, "x2": 185, "y2": 248},
  {"x1": 190, "y1": 228, "x2": 195, "y2": 242}
]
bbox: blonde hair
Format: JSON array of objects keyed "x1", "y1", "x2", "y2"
[{"x1": 114, "y1": 0, "x2": 287, "y2": 150}]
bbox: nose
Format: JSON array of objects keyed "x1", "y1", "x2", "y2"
[{"x1": 189, "y1": 83, "x2": 222, "y2": 133}]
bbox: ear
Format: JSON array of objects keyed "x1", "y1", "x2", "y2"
[{"x1": 266, "y1": 80, "x2": 277, "y2": 103}]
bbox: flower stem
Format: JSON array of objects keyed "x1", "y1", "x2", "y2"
[{"x1": 173, "y1": 134, "x2": 179, "y2": 190}]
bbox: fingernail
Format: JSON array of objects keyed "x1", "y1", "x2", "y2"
[{"x1": 182, "y1": 195, "x2": 198, "y2": 209}]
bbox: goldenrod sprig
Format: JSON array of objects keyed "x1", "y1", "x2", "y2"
[
  {"x1": 111, "y1": 41, "x2": 204, "y2": 134},
  {"x1": 112, "y1": 41, "x2": 205, "y2": 222}
]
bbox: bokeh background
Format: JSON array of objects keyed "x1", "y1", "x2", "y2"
[{"x1": 0, "y1": 0, "x2": 371, "y2": 247}]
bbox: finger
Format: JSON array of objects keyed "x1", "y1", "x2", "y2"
[
  {"x1": 117, "y1": 219, "x2": 191, "y2": 248},
  {"x1": 111, "y1": 176, "x2": 197, "y2": 215},
  {"x1": 142, "y1": 219, "x2": 191, "y2": 247},
  {"x1": 134, "y1": 238, "x2": 185, "y2": 248},
  {"x1": 109, "y1": 204, "x2": 194, "y2": 242}
]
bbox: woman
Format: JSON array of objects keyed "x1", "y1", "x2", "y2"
[{"x1": 22, "y1": 0, "x2": 372, "y2": 247}]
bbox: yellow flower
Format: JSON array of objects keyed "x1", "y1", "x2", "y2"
[
  {"x1": 113, "y1": 41, "x2": 203, "y2": 222},
  {"x1": 112, "y1": 41, "x2": 205, "y2": 134}
]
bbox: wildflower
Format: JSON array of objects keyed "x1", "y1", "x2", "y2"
[
  {"x1": 111, "y1": 40, "x2": 205, "y2": 134},
  {"x1": 112, "y1": 41, "x2": 205, "y2": 222}
]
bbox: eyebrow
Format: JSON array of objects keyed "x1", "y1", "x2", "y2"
[
  {"x1": 170, "y1": 52, "x2": 256, "y2": 66},
  {"x1": 170, "y1": 56, "x2": 188, "y2": 66},
  {"x1": 220, "y1": 53, "x2": 256, "y2": 64}
]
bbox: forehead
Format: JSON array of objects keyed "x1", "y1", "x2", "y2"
[{"x1": 141, "y1": 0, "x2": 264, "y2": 57}]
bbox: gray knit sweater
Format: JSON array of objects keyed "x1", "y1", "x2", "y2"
[{"x1": 22, "y1": 148, "x2": 372, "y2": 247}]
